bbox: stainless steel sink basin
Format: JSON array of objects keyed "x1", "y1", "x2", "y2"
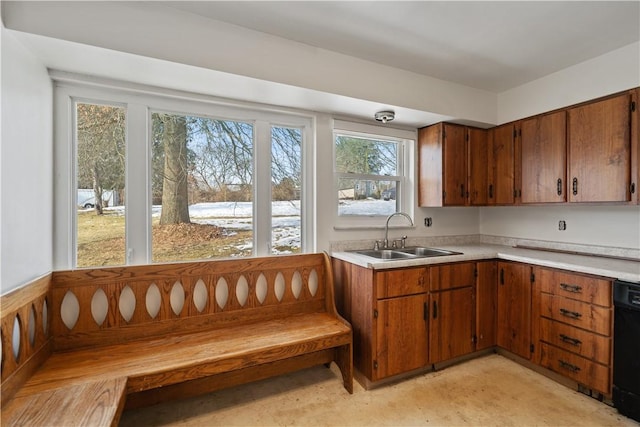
[
  {"x1": 354, "y1": 249, "x2": 417, "y2": 260},
  {"x1": 397, "y1": 247, "x2": 462, "y2": 257},
  {"x1": 352, "y1": 247, "x2": 462, "y2": 260}
]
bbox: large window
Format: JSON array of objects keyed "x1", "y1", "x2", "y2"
[
  {"x1": 333, "y1": 121, "x2": 415, "y2": 226},
  {"x1": 55, "y1": 79, "x2": 312, "y2": 269}
]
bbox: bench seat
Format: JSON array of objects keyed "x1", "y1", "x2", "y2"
[
  {"x1": 5, "y1": 312, "x2": 351, "y2": 426},
  {"x1": 1, "y1": 253, "x2": 353, "y2": 426}
]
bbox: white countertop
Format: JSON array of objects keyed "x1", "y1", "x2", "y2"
[{"x1": 331, "y1": 243, "x2": 640, "y2": 282}]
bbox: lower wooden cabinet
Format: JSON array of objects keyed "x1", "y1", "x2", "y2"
[
  {"x1": 533, "y1": 266, "x2": 613, "y2": 395},
  {"x1": 375, "y1": 293, "x2": 429, "y2": 379},
  {"x1": 476, "y1": 261, "x2": 498, "y2": 350},
  {"x1": 429, "y1": 286, "x2": 474, "y2": 364},
  {"x1": 497, "y1": 261, "x2": 532, "y2": 360},
  {"x1": 333, "y1": 259, "x2": 493, "y2": 385}
]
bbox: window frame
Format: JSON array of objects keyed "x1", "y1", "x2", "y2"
[
  {"x1": 332, "y1": 120, "x2": 416, "y2": 229},
  {"x1": 53, "y1": 75, "x2": 314, "y2": 269}
]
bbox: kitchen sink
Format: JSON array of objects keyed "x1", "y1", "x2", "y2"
[
  {"x1": 397, "y1": 247, "x2": 462, "y2": 257},
  {"x1": 354, "y1": 249, "x2": 417, "y2": 260},
  {"x1": 352, "y1": 247, "x2": 462, "y2": 260}
]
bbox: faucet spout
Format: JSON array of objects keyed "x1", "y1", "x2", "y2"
[{"x1": 384, "y1": 212, "x2": 414, "y2": 248}]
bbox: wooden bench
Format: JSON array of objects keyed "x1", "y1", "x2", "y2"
[{"x1": 1, "y1": 253, "x2": 352, "y2": 426}]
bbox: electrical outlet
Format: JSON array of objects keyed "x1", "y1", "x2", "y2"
[
  {"x1": 424, "y1": 217, "x2": 433, "y2": 227},
  {"x1": 558, "y1": 220, "x2": 566, "y2": 231}
]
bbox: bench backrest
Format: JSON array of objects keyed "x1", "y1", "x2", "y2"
[{"x1": 50, "y1": 253, "x2": 334, "y2": 351}]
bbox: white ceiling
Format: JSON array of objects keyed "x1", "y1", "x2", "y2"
[{"x1": 165, "y1": 1, "x2": 640, "y2": 92}]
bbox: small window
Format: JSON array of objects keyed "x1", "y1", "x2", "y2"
[{"x1": 333, "y1": 121, "x2": 414, "y2": 226}]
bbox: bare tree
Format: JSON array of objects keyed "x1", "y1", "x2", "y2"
[{"x1": 157, "y1": 114, "x2": 191, "y2": 224}]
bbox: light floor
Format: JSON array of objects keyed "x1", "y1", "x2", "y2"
[{"x1": 120, "y1": 354, "x2": 638, "y2": 426}]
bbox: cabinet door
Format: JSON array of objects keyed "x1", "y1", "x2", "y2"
[
  {"x1": 497, "y1": 262, "x2": 531, "y2": 359},
  {"x1": 568, "y1": 93, "x2": 632, "y2": 202},
  {"x1": 476, "y1": 261, "x2": 497, "y2": 350},
  {"x1": 375, "y1": 294, "x2": 429, "y2": 380},
  {"x1": 468, "y1": 127, "x2": 489, "y2": 205},
  {"x1": 443, "y1": 123, "x2": 468, "y2": 206},
  {"x1": 521, "y1": 111, "x2": 567, "y2": 203},
  {"x1": 430, "y1": 287, "x2": 474, "y2": 364},
  {"x1": 489, "y1": 124, "x2": 516, "y2": 204},
  {"x1": 418, "y1": 124, "x2": 444, "y2": 207}
]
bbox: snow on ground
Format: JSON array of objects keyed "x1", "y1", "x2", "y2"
[{"x1": 100, "y1": 199, "x2": 395, "y2": 252}]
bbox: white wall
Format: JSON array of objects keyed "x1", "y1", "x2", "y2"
[
  {"x1": 497, "y1": 42, "x2": 640, "y2": 124},
  {"x1": 1, "y1": 24, "x2": 53, "y2": 294},
  {"x1": 480, "y1": 206, "x2": 640, "y2": 250}
]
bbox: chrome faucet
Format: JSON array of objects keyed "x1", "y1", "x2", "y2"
[{"x1": 384, "y1": 212, "x2": 413, "y2": 249}]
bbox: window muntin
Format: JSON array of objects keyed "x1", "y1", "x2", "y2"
[
  {"x1": 75, "y1": 102, "x2": 126, "y2": 267},
  {"x1": 335, "y1": 133, "x2": 403, "y2": 217}
]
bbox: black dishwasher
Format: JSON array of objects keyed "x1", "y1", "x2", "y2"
[{"x1": 613, "y1": 279, "x2": 640, "y2": 422}]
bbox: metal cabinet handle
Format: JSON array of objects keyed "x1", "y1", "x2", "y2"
[
  {"x1": 572, "y1": 177, "x2": 578, "y2": 196},
  {"x1": 560, "y1": 283, "x2": 582, "y2": 293},
  {"x1": 433, "y1": 301, "x2": 438, "y2": 319},
  {"x1": 489, "y1": 184, "x2": 494, "y2": 199},
  {"x1": 559, "y1": 308, "x2": 582, "y2": 319},
  {"x1": 559, "y1": 334, "x2": 582, "y2": 346},
  {"x1": 559, "y1": 359, "x2": 581, "y2": 373},
  {"x1": 557, "y1": 178, "x2": 562, "y2": 196}
]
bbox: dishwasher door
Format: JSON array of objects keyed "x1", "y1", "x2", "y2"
[{"x1": 613, "y1": 280, "x2": 640, "y2": 422}]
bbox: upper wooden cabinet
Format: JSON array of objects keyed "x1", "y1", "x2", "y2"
[
  {"x1": 418, "y1": 123, "x2": 488, "y2": 207},
  {"x1": 488, "y1": 123, "x2": 517, "y2": 205},
  {"x1": 418, "y1": 88, "x2": 638, "y2": 206},
  {"x1": 521, "y1": 111, "x2": 567, "y2": 203},
  {"x1": 418, "y1": 123, "x2": 466, "y2": 206},
  {"x1": 567, "y1": 93, "x2": 633, "y2": 203},
  {"x1": 468, "y1": 127, "x2": 490, "y2": 205}
]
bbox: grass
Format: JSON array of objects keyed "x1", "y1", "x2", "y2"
[{"x1": 76, "y1": 210, "x2": 253, "y2": 267}]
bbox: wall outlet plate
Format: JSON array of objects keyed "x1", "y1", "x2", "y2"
[{"x1": 559, "y1": 220, "x2": 567, "y2": 231}]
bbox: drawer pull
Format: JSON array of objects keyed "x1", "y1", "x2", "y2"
[
  {"x1": 559, "y1": 359, "x2": 581, "y2": 373},
  {"x1": 560, "y1": 283, "x2": 583, "y2": 293},
  {"x1": 559, "y1": 334, "x2": 582, "y2": 346},
  {"x1": 559, "y1": 308, "x2": 582, "y2": 319}
]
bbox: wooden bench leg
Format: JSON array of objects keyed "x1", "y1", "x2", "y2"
[{"x1": 334, "y1": 343, "x2": 353, "y2": 394}]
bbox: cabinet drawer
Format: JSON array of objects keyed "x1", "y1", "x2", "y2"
[
  {"x1": 430, "y1": 262, "x2": 475, "y2": 291},
  {"x1": 538, "y1": 268, "x2": 611, "y2": 307},
  {"x1": 539, "y1": 342, "x2": 610, "y2": 394},
  {"x1": 376, "y1": 267, "x2": 428, "y2": 299},
  {"x1": 539, "y1": 317, "x2": 611, "y2": 365},
  {"x1": 540, "y1": 294, "x2": 611, "y2": 336}
]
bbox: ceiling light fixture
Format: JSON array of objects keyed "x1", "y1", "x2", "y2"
[{"x1": 374, "y1": 111, "x2": 395, "y2": 124}]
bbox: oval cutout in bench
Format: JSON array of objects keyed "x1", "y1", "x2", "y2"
[
  {"x1": 193, "y1": 279, "x2": 208, "y2": 313},
  {"x1": 61, "y1": 290, "x2": 80, "y2": 330},
  {"x1": 91, "y1": 288, "x2": 108, "y2": 326}
]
